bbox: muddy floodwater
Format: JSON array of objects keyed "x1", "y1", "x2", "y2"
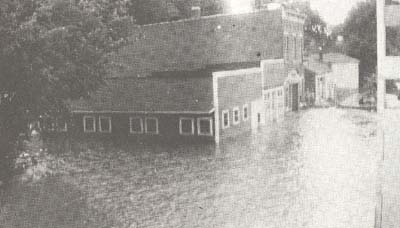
[{"x1": 1, "y1": 108, "x2": 379, "y2": 228}]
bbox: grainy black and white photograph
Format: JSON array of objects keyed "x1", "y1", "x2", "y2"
[{"x1": 0, "y1": 0, "x2": 397, "y2": 227}]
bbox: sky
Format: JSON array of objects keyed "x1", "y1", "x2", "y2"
[
  {"x1": 225, "y1": 0, "x2": 367, "y2": 26},
  {"x1": 309, "y1": 0, "x2": 367, "y2": 25}
]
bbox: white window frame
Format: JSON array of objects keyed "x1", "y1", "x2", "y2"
[
  {"x1": 222, "y1": 110, "x2": 230, "y2": 129},
  {"x1": 197, "y1": 117, "x2": 213, "y2": 136},
  {"x1": 83, "y1": 116, "x2": 96, "y2": 133},
  {"x1": 179, "y1": 117, "x2": 195, "y2": 136},
  {"x1": 145, "y1": 117, "x2": 159, "y2": 134},
  {"x1": 243, "y1": 104, "x2": 249, "y2": 121},
  {"x1": 99, "y1": 116, "x2": 112, "y2": 133},
  {"x1": 233, "y1": 107, "x2": 240, "y2": 125},
  {"x1": 129, "y1": 117, "x2": 143, "y2": 134}
]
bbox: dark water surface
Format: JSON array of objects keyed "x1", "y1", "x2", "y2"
[{"x1": 2, "y1": 108, "x2": 379, "y2": 228}]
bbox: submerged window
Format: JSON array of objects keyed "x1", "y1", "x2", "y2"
[
  {"x1": 179, "y1": 117, "x2": 195, "y2": 135},
  {"x1": 99, "y1": 116, "x2": 111, "y2": 133},
  {"x1": 222, "y1": 110, "x2": 230, "y2": 129},
  {"x1": 243, "y1": 104, "x2": 249, "y2": 121},
  {"x1": 130, "y1": 117, "x2": 143, "y2": 134},
  {"x1": 233, "y1": 107, "x2": 240, "y2": 125},
  {"x1": 197, "y1": 117, "x2": 213, "y2": 136},
  {"x1": 145, "y1": 117, "x2": 159, "y2": 134},
  {"x1": 83, "y1": 116, "x2": 96, "y2": 133}
]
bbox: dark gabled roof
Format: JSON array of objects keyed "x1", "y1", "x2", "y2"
[
  {"x1": 69, "y1": 76, "x2": 214, "y2": 113},
  {"x1": 309, "y1": 53, "x2": 360, "y2": 64}
]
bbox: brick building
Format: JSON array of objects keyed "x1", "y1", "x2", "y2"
[{"x1": 45, "y1": 5, "x2": 305, "y2": 143}]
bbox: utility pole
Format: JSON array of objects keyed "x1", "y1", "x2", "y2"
[{"x1": 376, "y1": 0, "x2": 385, "y2": 227}]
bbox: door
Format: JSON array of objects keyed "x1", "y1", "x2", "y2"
[
  {"x1": 292, "y1": 83, "x2": 299, "y2": 111},
  {"x1": 251, "y1": 99, "x2": 265, "y2": 131}
]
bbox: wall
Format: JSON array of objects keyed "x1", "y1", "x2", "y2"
[
  {"x1": 304, "y1": 69, "x2": 316, "y2": 93},
  {"x1": 332, "y1": 63, "x2": 359, "y2": 89},
  {"x1": 262, "y1": 59, "x2": 286, "y2": 89},
  {"x1": 283, "y1": 18, "x2": 304, "y2": 65},
  {"x1": 111, "y1": 9, "x2": 284, "y2": 77},
  {"x1": 51, "y1": 113, "x2": 215, "y2": 145},
  {"x1": 263, "y1": 86, "x2": 285, "y2": 122},
  {"x1": 213, "y1": 68, "x2": 263, "y2": 142}
]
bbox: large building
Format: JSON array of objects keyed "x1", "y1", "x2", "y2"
[{"x1": 44, "y1": 5, "x2": 305, "y2": 144}]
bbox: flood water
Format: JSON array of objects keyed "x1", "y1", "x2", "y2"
[{"x1": 57, "y1": 108, "x2": 378, "y2": 228}]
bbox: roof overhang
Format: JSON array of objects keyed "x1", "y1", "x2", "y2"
[{"x1": 71, "y1": 108, "x2": 215, "y2": 115}]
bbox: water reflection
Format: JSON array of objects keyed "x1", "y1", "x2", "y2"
[{"x1": 64, "y1": 108, "x2": 378, "y2": 228}]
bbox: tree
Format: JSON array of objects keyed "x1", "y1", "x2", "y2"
[
  {"x1": 0, "y1": 0, "x2": 128, "y2": 185},
  {"x1": 128, "y1": 0, "x2": 224, "y2": 25},
  {"x1": 342, "y1": 0, "x2": 376, "y2": 88}
]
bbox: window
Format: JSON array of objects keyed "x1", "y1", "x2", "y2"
[
  {"x1": 99, "y1": 116, "x2": 112, "y2": 133},
  {"x1": 197, "y1": 117, "x2": 213, "y2": 136},
  {"x1": 130, "y1": 117, "x2": 143, "y2": 134},
  {"x1": 299, "y1": 38, "x2": 303, "y2": 61},
  {"x1": 285, "y1": 87, "x2": 290, "y2": 108},
  {"x1": 179, "y1": 117, "x2": 195, "y2": 135},
  {"x1": 233, "y1": 107, "x2": 240, "y2": 125},
  {"x1": 222, "y1": 110, "x2": 230, "y2": 129},
  {"x1": 294, "y1": 37, "x2": 297, "y2": 59},
  {"x1": 286, "y1": 36, "x2": 289, "y2": 52},
  {"x1": 386, "y1": 26, "x2": 400, "y2": 56},
  {"x1": 83, "y1": 116, "x2": 96, "y2": 133},
  {"x1": 145, "y1": 117, "x2": 159, "y2": 134},
  {"x1": 284, "y1": 36, "x2": 289, "y2": 59},
  {"x1": 243, "y1": 104, "x2": 249, "y2": 121}
]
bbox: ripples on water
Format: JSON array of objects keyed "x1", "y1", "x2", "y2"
[{"x1": 51, "y1": 108, "x2": 379, "y2": 228}]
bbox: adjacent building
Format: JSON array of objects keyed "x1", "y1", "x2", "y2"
[
  {"x1": 44, "y1": 5, "x2": 306, "y2": 143},
  {"x1": 304, "y1": 60, "x2": 333, "y2": 106},
  {"x1": 307, "y1": 53, "x2": 360, "y2": 102}
]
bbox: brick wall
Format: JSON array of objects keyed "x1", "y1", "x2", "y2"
[
  {"x1": 261, "y1": 59, "x2": 286, "y2": 89},
  {"x1": 112, "y1": 9, "x2": 284, "y2": 77}
]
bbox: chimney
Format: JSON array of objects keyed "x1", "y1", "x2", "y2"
[{"x1": 190, "y1": 6, "x2": 201, "y2": 19}]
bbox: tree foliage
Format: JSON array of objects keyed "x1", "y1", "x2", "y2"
[
  {"x1": 0, "y1": 0, "x2": 129, "y2": 184},
  {"x1": 129, "y1": 0, "x2": 224, "y2": 25},
  {"x1": 288, "y1": 2, "x2": 328, "y2": 54},
  {"x1": 342, "y1": 0, "x2": 376, "y2": 85}
]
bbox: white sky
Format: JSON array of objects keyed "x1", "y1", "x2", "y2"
[
  {"x1": 224, "y1": 0, "x2": 366, "y2": 25},
  {"x1": 309, "y1": 0, "x2": 367, "y2": 25}
]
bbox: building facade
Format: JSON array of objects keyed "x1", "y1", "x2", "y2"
[
  {"x1": 307, "y1": 53, "x2": 360, "y2": 102},
  {"x1": 44, "y1": 5, "x2": 305, "y2": 144},
  {"x1": 304, "y1": 60, "x2": 333, "y2": 106}
]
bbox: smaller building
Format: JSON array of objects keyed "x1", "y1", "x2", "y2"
[
  {"x1": 308, "y1": 53, "x2": 360, "y2": 102},
  {"x1": 262, "y1": 59, "x2": 303, "y2": 122},
  {"x1": 304, "y1": 60, "x2": 333, "y2": 106}
]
